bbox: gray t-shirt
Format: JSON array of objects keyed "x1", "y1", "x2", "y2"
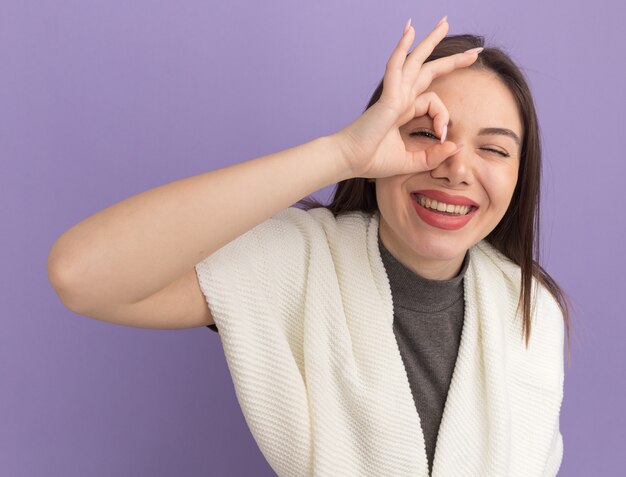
[
  {"x1": 379, "y1": 232, "x2": 468, "y2": 476},
  {"x1": 206, "y1": 228, "x2": 468, "y2": 476}
]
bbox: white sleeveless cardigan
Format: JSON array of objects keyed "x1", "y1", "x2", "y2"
[{"x1": 195, "y1": 207, "x2": 565, "y2": 476}]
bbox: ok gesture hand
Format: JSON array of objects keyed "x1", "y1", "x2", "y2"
[{"x1": 334, "y1": 16, "x2": 483, "y2": 180}]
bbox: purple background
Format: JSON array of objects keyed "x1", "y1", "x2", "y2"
[{"x1": 2, "y1": 0, "x2": 624, "y2": 475}]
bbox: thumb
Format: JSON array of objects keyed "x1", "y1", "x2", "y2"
[{"x1": 412, "y1": 141, "x2": 464, "y2": 171}]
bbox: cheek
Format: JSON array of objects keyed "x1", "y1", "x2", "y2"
[
  {"x1": 375, "y1": 181, "x2": 401, "y2": 211},
  {"x1": 482, "y1": 164, "x2": 519, "y2": 207}
]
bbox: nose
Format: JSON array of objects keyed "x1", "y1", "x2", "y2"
[{"x1": 429, "y1": 144, "x2": 474, "y2": 186}]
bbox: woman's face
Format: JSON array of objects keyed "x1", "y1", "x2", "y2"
[{"x1": 375, "y1": 67, "x2": 523, "y2": 280}]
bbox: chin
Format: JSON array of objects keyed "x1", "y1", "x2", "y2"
[{"x1": 412, "y1": 239, "x2": 467, "y2": 262}]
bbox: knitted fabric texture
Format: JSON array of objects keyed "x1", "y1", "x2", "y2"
[{"x1": 194, "y1": 207, "x2": 565, "y2": 477}]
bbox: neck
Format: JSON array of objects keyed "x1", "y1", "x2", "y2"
[{"x1": 378, "y1": 223, "x2": 467, "y2": 281}]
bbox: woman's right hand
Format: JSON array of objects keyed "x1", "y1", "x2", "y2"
[{"x1": 333, "y1": 16, "x2": 483, "y2": 180}]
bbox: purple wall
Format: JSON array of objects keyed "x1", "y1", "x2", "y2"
[{"x1": 2, "y1": 0, "x2": 624, "y2": 475}]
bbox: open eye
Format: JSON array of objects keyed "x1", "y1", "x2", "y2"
[{"x1": 409, "y1": 129, "x2": 510, "y2": 158}]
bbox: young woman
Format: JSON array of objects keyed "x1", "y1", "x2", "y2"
[{"x1": 48, "y1": 16, "x2": 570, "y2": 477}]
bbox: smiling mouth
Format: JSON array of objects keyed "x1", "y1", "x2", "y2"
[{"x1": 411, "y1": 193, "x2": 478, "y2": 216}]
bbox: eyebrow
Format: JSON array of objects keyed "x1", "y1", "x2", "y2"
[{"x1": 447, "y1": 118, "x2": 521, "y2": 146}]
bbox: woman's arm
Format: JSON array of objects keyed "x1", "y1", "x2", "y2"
[
  {"x1": 47, "y1": 134, "x2": 352, "y2": 316},
  {"x1": 48, "y1": 16, "x2": 470, "y2": 320}
]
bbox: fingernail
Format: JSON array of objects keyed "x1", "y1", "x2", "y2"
[
  {"x1": 464, "y1": 47, "x2": 484, "y2": 55},
  {"x1": 403, "y1": 18, "x2": 412, "y2": 36},
  {"x1": 453, "y1": 143, "x2": 465, "y2": 153},
  {"x1": 436, "y1": 15, "x2": 448, "y2": 28},
  {"x1": 441, "y1": 124, "x2": 448, "y2": 144}
]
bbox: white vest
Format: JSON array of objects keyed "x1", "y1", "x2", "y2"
[{"x1": 195, "y1": 207, "x2": 565, "y2": 476}]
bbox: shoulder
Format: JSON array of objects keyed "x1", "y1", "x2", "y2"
[
  {"x1": 472, "y1": 240, "x2": 521, "y2": 281},
  {"x1": 306, "y1": 207, "x2": 373, "y2": 229},
  {"x1": 472, "y1": 240, "x2": 561, "y2": 306},
  {"x1": 281, "y1": 207, "x2": 377, "y2": 241},
  {"x1": 473, "y1": 240, "x2": 564, "y2": 385}
]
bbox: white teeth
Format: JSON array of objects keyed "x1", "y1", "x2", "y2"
[{"x1": 414, "y1": 195, "x2": 472, "y2": 215}]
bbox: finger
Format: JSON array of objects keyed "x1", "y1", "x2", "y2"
[
  {"x1": 410, "y1": 141, "x2": 464, "y2": 172},
  {"x1": 382, "y1": 23, "x2": 416, "y2": 101},
  {"x1": 402, "y1": 20, "x2": 449, "y2": 86},
  {"x1": 413, "y1": 50, "x2": 482, "y2": 93},
  {"x1": 411, "y1": 91, "x2": 450, "y2": 143}
]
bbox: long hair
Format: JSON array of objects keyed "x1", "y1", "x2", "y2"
[{"x1": 297, "y1": 34, "x2": 572, "y2": 360}]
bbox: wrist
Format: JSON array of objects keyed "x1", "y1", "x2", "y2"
[{"x1": 324, "y1": 132, "x2": 359, "y2": 181}]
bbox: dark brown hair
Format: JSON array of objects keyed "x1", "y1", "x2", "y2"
[{"x1": 297, "y1": 34, "x2": 572, "y2": 361}]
